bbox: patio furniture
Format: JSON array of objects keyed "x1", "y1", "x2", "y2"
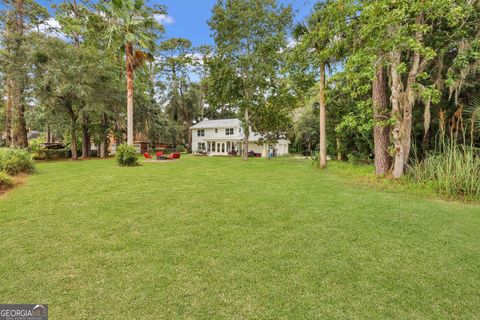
[
  {"x1": 168, "y1": 152, "x2": 181, "y2": 160},
  {"x1": 144, "y1": 152, "x2": 153, "y2": 159}
]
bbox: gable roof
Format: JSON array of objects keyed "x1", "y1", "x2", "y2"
[{"x1": 190, "y1": 119, "x2": 241, "y2": 129}]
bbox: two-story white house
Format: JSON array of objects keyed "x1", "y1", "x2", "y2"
[{"x1": 190, "y1": 118, "x2": 289, "y2": 157}]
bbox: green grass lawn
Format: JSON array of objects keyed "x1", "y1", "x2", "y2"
[{"x1": 1, "y1": 156, "x2": 479, "y2": 319}]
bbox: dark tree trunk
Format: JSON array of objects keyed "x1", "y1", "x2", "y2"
[
  {"x1": 242, "y1": 108, "x2": 249, "y2": 161},
  {"x1": 100, "y1": 113, "x2": 109, "y2": 158},
  {"x1": 66, "y1": 102, "x2": 78, "y2": 160},
  {"x1": 15, "y1": 96, "x2": 28, "y2": 148},
  {"x1": 372, "y1": 63, "x2": 391, "y2": 176},
  {"x1": 5, "y1": 79, "x2": 13, "y2": 146},
  {"x1": 12, "y1": 0, "x2": 28, "y2": 148},
  {"x1": 81, "y1": 115, "x2": 90, "y2": 159},
  {"x1": 71, "y1": 120, "x2": 78, "y2": 160},
  {"x1": 46, "y1": 125, "x2": 51, "y2": 143},
  {"x1": 187, "y1": 120, "x2": 193, "y2": 153}
]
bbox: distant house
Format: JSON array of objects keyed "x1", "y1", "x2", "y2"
[{"x1": 190, "y1": 118, "x2": 289, "y2": 157}]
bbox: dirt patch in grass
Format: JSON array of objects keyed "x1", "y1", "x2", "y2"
[{"x1": 0, "y1": 175, "x2": 27, "y2": 198}]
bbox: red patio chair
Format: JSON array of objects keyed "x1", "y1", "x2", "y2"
[
  {"x1": 144, "y1": 152, "x2": 153, "y2": 159},
  {"x1": 168, "y1": 152, "x2": 181, "y2": 160}
]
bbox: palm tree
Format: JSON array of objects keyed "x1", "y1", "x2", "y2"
[
  {"x1": 101, "y1": 0, "x2": 163, "y2": 145},
  {"x1": 293, "y1": 0, "x2": 353, "y2": 168}
]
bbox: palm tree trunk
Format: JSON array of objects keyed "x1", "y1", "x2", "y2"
[
  {"x1": 126, "y1": 42, "x2": 134, "y2": 146},
  {"x1": 372, "y1": 63, "x2": 391, "y2": 176},
  {"x1": 319, "y1": 63, "x2": 327, "y2": 168}
]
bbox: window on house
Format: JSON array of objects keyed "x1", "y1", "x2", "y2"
[
  {"x1": 212, "y1": 141, "x2": 216, "y2": 152},
  {"x1": 215, "y1": 128, "x2": 218, "y2": 133},
  {"x1": 197, "y1": 129, "x2": 205, "y2": 137},
  {"x1": 239, "y1": 127, "x2": 242, "y2": 133},
  {"x1": 198, "y1": 142, "x2": 206, "y2": 151},
  {"x1": 225, "y1": 128, "x2": 234, "y2": 135},
  {"x1": 207, "y1": 142, "x2": 211, "y2": 152}
]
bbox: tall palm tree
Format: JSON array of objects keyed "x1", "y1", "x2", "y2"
[
  {"x1": 293, "y1": 0, "x2": 353, "y2": 168},
  {"x1": 101, "y1": 0, "x2": 162, "y2": 145}
]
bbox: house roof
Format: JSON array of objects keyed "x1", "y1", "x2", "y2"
[{"x1": 190, "y1": 118, "x2": 241, "y2": 129}]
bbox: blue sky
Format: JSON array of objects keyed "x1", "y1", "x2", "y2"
[
  {"x1": 31, "y1": 0, "x2": 316, "y2": 46},
  {"x1": 26, "y1": 0, "x2": 318, "y2": 46},
  {"x1": 160, "y1": 0, "x2": 315, "y2": 46}
]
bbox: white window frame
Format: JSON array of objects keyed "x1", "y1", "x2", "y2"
[{"x1": 197, "y1": 129, "x2": 205, "y2": 137}]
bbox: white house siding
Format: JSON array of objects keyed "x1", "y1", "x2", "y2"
[{"x1": 191, "y1": 119, "x2": 289, "y2": 158}]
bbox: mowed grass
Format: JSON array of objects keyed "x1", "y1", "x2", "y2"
[{"x1": 0, "y1": 156, "x2": 479, "y2": 319}]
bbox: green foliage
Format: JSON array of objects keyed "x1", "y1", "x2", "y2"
[
  {"x1": 0, "y1": 148, "x2": 35, "y2": 176},
  {"x1": 208, "y1": 0, "x2": 293, "y2": 136},
  {"x1": 0, "y1": 172, "x2": 14, "y2": 190},
  {"x1": 410, "y1": 144, "x2": 480, "y2": 199},
  {"x1": 32, "y1": 149, "x2": 70, "y2": 161},
  {"x1": 100, "y1": 0, "x2": 165, "y2": 53},
  {"x1": 115, "y1": 144, "x2": 139, "y2": 167}
]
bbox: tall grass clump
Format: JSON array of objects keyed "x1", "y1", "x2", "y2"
[
  {"x1": 410, "y1": 144, "x2": 480, "y2": 199},
  {"x1": 410, "y1": 105, "x2": 480, "y2": 199}
]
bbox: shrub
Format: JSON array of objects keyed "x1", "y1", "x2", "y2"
[
  {"x1": 0, "y1": 148, "x2": 35, "y2": 176},
  {"x1": 0, "y1": 172, "x2": 14, "y2": 190},
  {"x1": 115, "y1": 144, "x2": 139, "y2": 167},
  {"x1": 410, "y1": 144, "x2": 480, "y2": 199},
  {"x1": 32, "y1": 149, "x2": 70, "y2": 160}
]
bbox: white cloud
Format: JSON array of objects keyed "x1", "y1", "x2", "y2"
[
  {"x1": 154, "y1": 14, "x2": 175, "y2": 25},
  {"x1": 287, "y1": 37, "x2": 297, "y2": 48},
  {"x1": 34, "y1": 18, "x2": 67, "y2": 40}
]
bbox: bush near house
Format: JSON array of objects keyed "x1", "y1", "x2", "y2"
[
  {"x1": 0, "y1": 148, "x2": 35, "y2": 176},
  {"x1": 115, "y1": 144, "x2": 139, "y2": 167}
]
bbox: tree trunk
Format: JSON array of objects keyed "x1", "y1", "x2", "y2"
[
  {"x1": 242, "y1": 108, "x2": 249, "y2": 161},
  {"x1": 70, "y1": 117, "x2": 78, "y2": 161},
  {"x1": 5, "y1": 79, "x2": 13, "y2": 146},
  {"x1": 319, "y1": 63, "x2": 327, "y2": 168},
  {"x1": 336, "y1": 137, "x2": 342, "y2": 161},
  {"x1": 81, "y1": 115, "x2": 90, "y2": 159},
  {"x1": 422, "y1": 98, "x2": 431, "y2": 150},
  {"x1": 12, "y1": 81, "x2": 28, "y2": 148},
  {"x1": 187, "y1": 124, "x2": 193, "y2": 153},
  {"x1": 390, "y1": 50, "x2": 405, "y2": 179},
  {"x1": 372, "y1": 63, "x2": 391, "y2": 176},
  {"x1": 11, "y1": 0, "x2": 28, "y2": 148},
  {"x1": 100, "y1": 113, "x2": 108, "y2": 158},
  {"x1": 126, "y1": 42, "x2": 134, "y2": 146}
]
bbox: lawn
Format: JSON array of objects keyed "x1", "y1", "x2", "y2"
[{"x1": 0, "y1": 156, "x2": 479, "y2": 319}]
